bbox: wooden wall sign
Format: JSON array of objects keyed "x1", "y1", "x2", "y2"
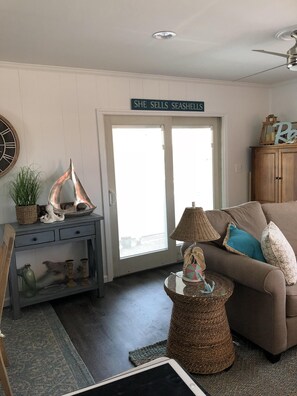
[{"x1": 131, "y1": 98, "x2": 204, "y2": 112}]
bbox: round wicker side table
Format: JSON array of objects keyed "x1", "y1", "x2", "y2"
[{"x1": 164, "y1": 271, "x2": 235, "y2": 375}]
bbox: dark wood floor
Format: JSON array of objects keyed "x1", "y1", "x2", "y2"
[{"x1": 52, "y1": 262, "x2": 181, "y2": 383}]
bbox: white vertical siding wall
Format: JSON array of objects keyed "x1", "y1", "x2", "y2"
[
  {"x1": 0, "y1": 62, "x2": 271, "y2": 279},
  {"x1": 270, "y1": 80, "x2": 297, "y2": 121}
]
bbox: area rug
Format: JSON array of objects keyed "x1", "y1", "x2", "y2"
[
  {"x1": 129, "y1": 337, "x2": 297, "y2": 396},
  {"x1": 0, "y1": 303, "x2": 94, "y2": 396}
]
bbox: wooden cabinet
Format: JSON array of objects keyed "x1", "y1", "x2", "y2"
[
  {"x1": 251, "y1": 145, "x2": 297, "y2": 203},
  {"x1": 6, "y1": 214, "x2": 104, "y2": 319}
]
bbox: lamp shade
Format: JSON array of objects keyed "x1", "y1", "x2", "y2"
[{"x1": 170, "y1": 206, "x2": 220, "y2": 242}]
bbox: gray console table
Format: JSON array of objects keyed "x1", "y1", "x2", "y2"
[{"x1": 7, "y1": 213, "x2": 104, "y2": 319}]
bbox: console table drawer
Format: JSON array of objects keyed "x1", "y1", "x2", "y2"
[
  {"x1": 59, "y1": 224, "x2": 95, "y2": 240},
  {"x1": 15, "y1": 231, "x2": 55, "y2": 248}
]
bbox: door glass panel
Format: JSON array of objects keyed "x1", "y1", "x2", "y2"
[
  {"x1": 112, "y1": 126, "x2": 168, "y2": 259},
  {"x1": 172, "y1": 127, "x2": 213, "y2": 225},
  {"x1": 103, "y1": 114, "x2": 220, "y2": 277}
]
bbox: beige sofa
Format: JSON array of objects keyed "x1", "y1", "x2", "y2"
[{"x1": 184, "y1": 201, "x2": 297, "y2": 362}]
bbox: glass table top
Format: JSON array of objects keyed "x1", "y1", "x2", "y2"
[{"x1": 164, "y1": 271, "x2": 233, "y2": 299}]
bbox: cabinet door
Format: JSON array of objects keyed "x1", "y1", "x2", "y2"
[
  {"x1": 251, "y1": 148, "x2": 278, "y2": 203},
  {"x1": 279, "y1": 148, "x2": 297, "y2": 202}
]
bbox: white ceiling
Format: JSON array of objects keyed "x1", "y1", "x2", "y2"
[{"x1": 1, "y1": 0, "x2": 297, "y2": 85}]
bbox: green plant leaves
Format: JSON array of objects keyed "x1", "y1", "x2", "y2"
[{"x1": 9, "y1": 165, "x2": 42, "y2": 206}]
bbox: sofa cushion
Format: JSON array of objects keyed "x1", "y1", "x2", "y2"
[
  {"x1": 223, "y1": 201, "x2": 267, "y2": 241},
  {"x1": 262, "y1": 201, "x2": 297, "y2": 253},
  {"x1": 223, "y1": 223, "x2": 266, "y2": 262},
  {"x1": 261, "y1": 221, "x2": 297, "y2": 286},
  {"x1": 286, "y1": 284, "x2": 297, "y2": 317},
  {"x1": 205, "y1": 210, "x2": 233, "y2": 247}
]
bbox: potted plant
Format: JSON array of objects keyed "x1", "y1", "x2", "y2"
[{"x1": 9, "y1": 165, "x2": 42, "y2": 224}]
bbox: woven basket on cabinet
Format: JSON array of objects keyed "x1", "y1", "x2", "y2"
[{"x1": 15, "y1": 205, "x2": 38, "y2": 225}]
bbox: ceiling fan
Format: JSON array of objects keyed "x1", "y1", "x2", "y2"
[
  {"x1": 253, "y1": 30, "x2": 297, "y2": 70},
  {"x1": 235, "y1": 30, "x2": 297, "y2": 81}
]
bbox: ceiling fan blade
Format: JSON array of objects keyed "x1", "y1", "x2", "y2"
[
  {"x1": 233, "y1": 63, "x2": 287, "y2": 82},
  {"x1": 253, "y1": 49, "x2": 288, "y2": 58}
]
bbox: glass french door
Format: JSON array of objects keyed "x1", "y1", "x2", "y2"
[{"x1": 104, "y1": 115, "x2": 220, "y2": 277}]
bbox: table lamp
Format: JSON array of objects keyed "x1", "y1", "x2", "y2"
[{"x1": 170, "y1": 202, "x2": 220, "y2": 286}]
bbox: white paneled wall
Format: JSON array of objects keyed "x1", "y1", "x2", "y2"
[
  {"x1": 0, "y1": 62, "x2": 271, "y2": 280},
  {"x1": 270, "y1": 80, "x2": 297, "y2": 122}
]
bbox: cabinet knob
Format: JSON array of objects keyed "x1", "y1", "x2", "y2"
[
  {"x1": 75, "y1": 230, "x2": 80, "y2": 235},
  {"x1": 32, "y1": 237, "x2": 38, "y2": 241}
]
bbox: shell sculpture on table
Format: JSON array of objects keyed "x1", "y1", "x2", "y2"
[
  {"x1": 183, "y1": 245, "x2": 215, "y2": 293},
  {"x1": 48, "y1": 159, "x2": 96, "y2": 217},
  {"x1": 183, "y1": 246, "x2": 206, "y2": 282}
]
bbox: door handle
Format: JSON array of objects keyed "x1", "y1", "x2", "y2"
[{"x1": 109, "y1": 190, "x2": 117, "y2": 206}]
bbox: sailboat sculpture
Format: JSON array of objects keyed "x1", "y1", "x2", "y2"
[{"x1": 48, "y1": 159, "x2": 96, "y2": 216}]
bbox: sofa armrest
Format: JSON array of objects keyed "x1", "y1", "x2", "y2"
[
  {"x1": 199, "y1": 242, "x2": 286, "y2": 295},
  {"x1": 198, "y1": 242, "x2": 287, "y2": 355}
]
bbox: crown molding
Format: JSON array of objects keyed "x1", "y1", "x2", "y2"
[{"x1": 0, "y1": 60, "x2": 271, "y2": 89}]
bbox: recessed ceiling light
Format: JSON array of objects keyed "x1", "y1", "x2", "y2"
[{"x1": 152, "y1": 31, "x2": 176, "y2": 40}]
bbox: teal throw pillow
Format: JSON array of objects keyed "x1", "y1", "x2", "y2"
[{"x1": 223, "y1": 223, "x2": 266, "y2": 262}]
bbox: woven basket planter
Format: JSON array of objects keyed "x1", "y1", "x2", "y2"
[{"x1": 16, "y1": 205, "x2": 38, "y2": 224}]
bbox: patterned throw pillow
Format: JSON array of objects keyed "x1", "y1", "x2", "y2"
[
  {"x1": 223, "y1": 223, "x2": 266, "y2": 262},
  {"x1": 261, "y1": 221, "x2": 297, "y2": 285}
]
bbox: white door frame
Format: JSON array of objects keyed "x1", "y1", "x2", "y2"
[{"x1": 96, "y1": 109, "x2": 228, "y2": 282}]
